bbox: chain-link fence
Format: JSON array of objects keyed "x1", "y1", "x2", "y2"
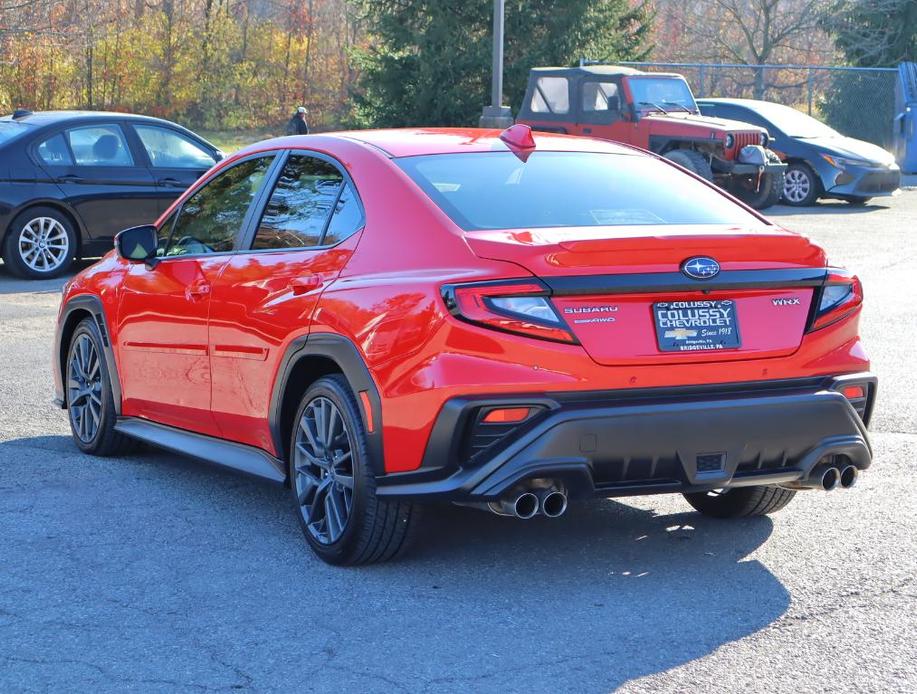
[{"x1": 618, "y1": 62, "x2": 898, "y2": 147}]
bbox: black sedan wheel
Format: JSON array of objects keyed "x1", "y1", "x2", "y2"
[
  {"x1": 290, "y1": 375, "x2": 420, "y2": 565},
  {"x1": 782, "y1": 163, "x2": 821, "y2": 206},
  {"x1": 3, "y1": 206, "x2": 77, "y2": 279},
  {"x1": 66, "y1": 318, "x2": 135, "y2": 456}
]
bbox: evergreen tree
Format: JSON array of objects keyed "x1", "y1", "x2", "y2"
[{"x1": 351, "y1": 1, "x2": 651, "y2": 127}]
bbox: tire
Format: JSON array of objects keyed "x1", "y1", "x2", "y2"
[
  {"x1": 2, "y1": 206, "x2": 77, "y2": 279},
  {"x1": 782, "y1": 162, "x2": 821, "y2": 206},
  {"x1": 683, "y1": 485, "x2": 796, "y2": 519},
  {"x1": 66, "y1": 318, "x2": 136, "y2": 456},
  {"x1": 729, "y1": 170, "x2": 784, "y2": 209},
  {"x1": 289, "y1": 374, "x2": 420, "y2": 565},
  {"x1": 664, "y1": 149, "x2": 714, "y2": 180}
]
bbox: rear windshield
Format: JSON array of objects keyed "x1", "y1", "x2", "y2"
[
  {"x1": 0, "y1": 121, "x2": 28, "y2": 146},
  {"x1": 396, "y1": 151, "x2": 762, "y2": 231}
]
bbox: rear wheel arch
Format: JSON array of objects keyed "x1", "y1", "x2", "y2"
[{"x1": 270, "y1": 334, "x2": 384, "y2": 476}]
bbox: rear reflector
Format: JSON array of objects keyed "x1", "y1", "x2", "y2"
[
  {"x1": 483, "y1": 407, "x2": 532, "y2": 423},
  {"x1": 358, "y1": 390, "x2": 374, "y2": 432},
  {"x1": 842, "y1": 385, "x2": 865, "y2": 400}
]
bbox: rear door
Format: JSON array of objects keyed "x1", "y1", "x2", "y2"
[
  {"x1": 34, "y1": 122, "x2": 159, "y2": 241},
  {"x1": 128, "y1": 123, "x2": 219, "y2": 213},
  {"x1": 207, "y1": 151, "x2": 365, "y2": 451}
]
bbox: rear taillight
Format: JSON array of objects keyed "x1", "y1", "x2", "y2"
[
  {"x1": 808, "y1": 270, "x2": 863, "y2": 331},
  {"x1": 441, "y1": 280, "x2": 577, "y2": 344}
]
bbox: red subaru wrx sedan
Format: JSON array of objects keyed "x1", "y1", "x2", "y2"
[{"x1": 52, "y1": 126, "x2": 876, "y2": 565}]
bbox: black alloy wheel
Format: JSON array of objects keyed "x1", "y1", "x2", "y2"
[{"x1": 293, "y1": 395, "x2": 356, "y2": 545}]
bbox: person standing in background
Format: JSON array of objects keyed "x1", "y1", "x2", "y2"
[{"x1": 286, "y1": 106, "x2": 309, "y2": 135}]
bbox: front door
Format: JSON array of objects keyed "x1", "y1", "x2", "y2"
[
  {"x1": 208, "y1": 152, "x2": 365, "y2": 452},
  {"x1": 116, "y1": 154, "x2": 276, "y2": 435},
  {"x1": 575, "y1": 78, "x2": 634, "y2": 144},
  {"x1": 35, "y1": 123, "x2": 160, "y2": 241}
]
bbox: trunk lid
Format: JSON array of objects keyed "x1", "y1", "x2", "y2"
[{"x1": 465, "y1": 224, "x2": 826, "y2": 365}]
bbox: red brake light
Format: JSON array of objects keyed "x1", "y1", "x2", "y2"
[
  {"x1": 442, "y1": 280, "x2": 577, "y2": 344},
  {"x1": 809, "y1": 270, "x2": 863, "y2": 331}
]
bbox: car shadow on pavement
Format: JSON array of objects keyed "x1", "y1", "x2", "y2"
[
  {"x1": 766, "y1": 201, "x2": 890, "y2": 216},
  {"x1": 1, "y1": 436, "x2": 790, "y2": 691}
]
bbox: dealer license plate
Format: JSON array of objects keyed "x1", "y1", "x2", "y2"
[{"x1": 653, "y1": 300, "x2": 741, "y2": 352}]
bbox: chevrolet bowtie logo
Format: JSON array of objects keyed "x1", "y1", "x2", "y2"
[{"x1": 664, "y1": 328, "x2": 698, "y2": 339}]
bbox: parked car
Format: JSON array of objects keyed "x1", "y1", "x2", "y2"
[
  {"x1": 53, "y1": 125, "x2": 875, "y2": 565},
  {"x1": 0, "y1": 110, "x2": 223, "y2": 279},
  {"x1": 516, "y1": 66, "x2": 787, "y2": 209},
  {"x1": 697, "y1": 98, "x2": 901, "y2": 206}
]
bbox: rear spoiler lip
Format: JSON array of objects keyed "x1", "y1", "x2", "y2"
[{"x1": 542, "y1": 267, "x2": 828, "y2": 296}]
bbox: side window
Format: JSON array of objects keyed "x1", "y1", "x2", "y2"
[
  {"x1": 37, "y1": 134, "x2": 74, "y2": 166},
  {"x1": 67, "y1": 125, "x2": 134, "y2": 167},
  {"x1": 155, "y1": 210, "x2": 177, "y2": 256},
  {"x1": 252, "y1": 155, "x2": 343, "y2": 250},
  {"x1": 134, "y1": 125, "x2": 216, "y2": 169},
  {"x1": 323, "y1": 184, "x2": 363, "y2": 245},
  {"x1": 582, "y1": 81, "x2": 620, "y2": 113},
  {"x1": 530, "y1": 76, "x2": 570, "y2": 114},
  {"x1": 164, "y1": 156, "x2": 273, "y2": 257}
]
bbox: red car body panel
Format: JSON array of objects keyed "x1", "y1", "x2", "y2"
[{"x1": 55, "y1": 129, "x2": 871, "y2": 479}]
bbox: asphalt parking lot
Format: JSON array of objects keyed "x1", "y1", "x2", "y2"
[{"x1": 1, "y1": 187, "x2": 916, "y2": 693}]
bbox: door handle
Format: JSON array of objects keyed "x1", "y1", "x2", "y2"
[
  {"x1": 157, "y1": 177, "x2": 185, "y2": 188},
  {"x1": 583, "y1": 127, "x2": 592, "y2": 134},
  {"x1": 57, "y1": 174, "x2": 84, "y2": 183},
  {"x1": 289, "y1": 276, "x2": 322, "y2": 295},
  {"x1": 186, "y1": 281, "x2": 211, "y2": 301}
]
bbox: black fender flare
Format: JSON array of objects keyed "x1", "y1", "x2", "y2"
[
  {"x1": 269, "y1": 333, "x2": 385, "y2": 476},
  {"x1": 55, "y1": 294, "x2": 121, "y2": 413}
]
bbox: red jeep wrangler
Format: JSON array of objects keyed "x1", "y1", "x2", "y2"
[{"x1": 517, "y1": 66, "x2": 786, "y2": 209}]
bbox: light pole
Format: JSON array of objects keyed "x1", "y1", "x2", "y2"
[{"x1": 479, "y1": 0, "x2": 514, "y2": 128}]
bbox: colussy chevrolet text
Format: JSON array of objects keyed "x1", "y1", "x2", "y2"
[{"x1": 52, "y1": 125, "x2": 876, "y2": 565}]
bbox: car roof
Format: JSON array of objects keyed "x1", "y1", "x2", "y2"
[
  {"x1": 280, "y1": 128, "x2": 641, "y2": 158},
  {"x1": 529, "y1": 65, "x2": 684, "y2": 79},
  {"x1": 0, "y1": 110, "x2": 196, "y2": 129}
]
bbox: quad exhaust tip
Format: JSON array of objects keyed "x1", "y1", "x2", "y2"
[
  {"x1": 540, "y1": 490, "x2": 568, "y2": 518},
  {"x1": 513, "y1": 492, "x2": 539, "y2": 520},
  {"x1": 840, "y1": 464, "x2": 858, "y2": 489},
  {"x1": 820, "y1": 466, "x2": 840, "y2": 491}
]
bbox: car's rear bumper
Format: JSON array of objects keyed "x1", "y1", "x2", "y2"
[{"x1": 375, "y1": 374, "x2": 877, "y2": 502}]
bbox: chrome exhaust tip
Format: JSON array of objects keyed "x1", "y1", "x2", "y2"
[
  {"x1": 840, "y1": 464, "x2": 858, "y2": 489},
  {"x1": 513, "y1": 492, "x2": 539, "y2": 519},
  {"x1": 540, "y1": 490, "x2": 568, "y2": 518},
  {"x1": 821, "y1": 466, "x2": 841, "y2": 491}
]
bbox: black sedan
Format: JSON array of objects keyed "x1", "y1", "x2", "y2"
[
  {"x1": 698, "y1": 98, "x2": 901, "y2": 206},
  {"x1": 0, "y1": 110, "x2": 223, "y2": 278}
]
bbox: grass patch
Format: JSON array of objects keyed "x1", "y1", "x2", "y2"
[{"x1": 198, "y1": 128, "x2": 280, "y2": 153}]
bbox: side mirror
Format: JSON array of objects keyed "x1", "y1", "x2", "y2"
[
  {"x1": 213, "y1": 149, "x2": 225, "y2": 162},
  {"x1": 608, "y1": 94, "x2": 621, "y2": 113},
  {"x1": 115, "y1": 225, "x2": 158, "y2": 265}
]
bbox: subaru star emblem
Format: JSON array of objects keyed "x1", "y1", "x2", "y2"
[{"x1": 682, "y1": 256, "x2": 720, "y2": 280}]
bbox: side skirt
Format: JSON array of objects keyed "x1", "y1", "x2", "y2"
[{"x1": 114, "y1": 417, "x2": 286, "y2": 483}]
